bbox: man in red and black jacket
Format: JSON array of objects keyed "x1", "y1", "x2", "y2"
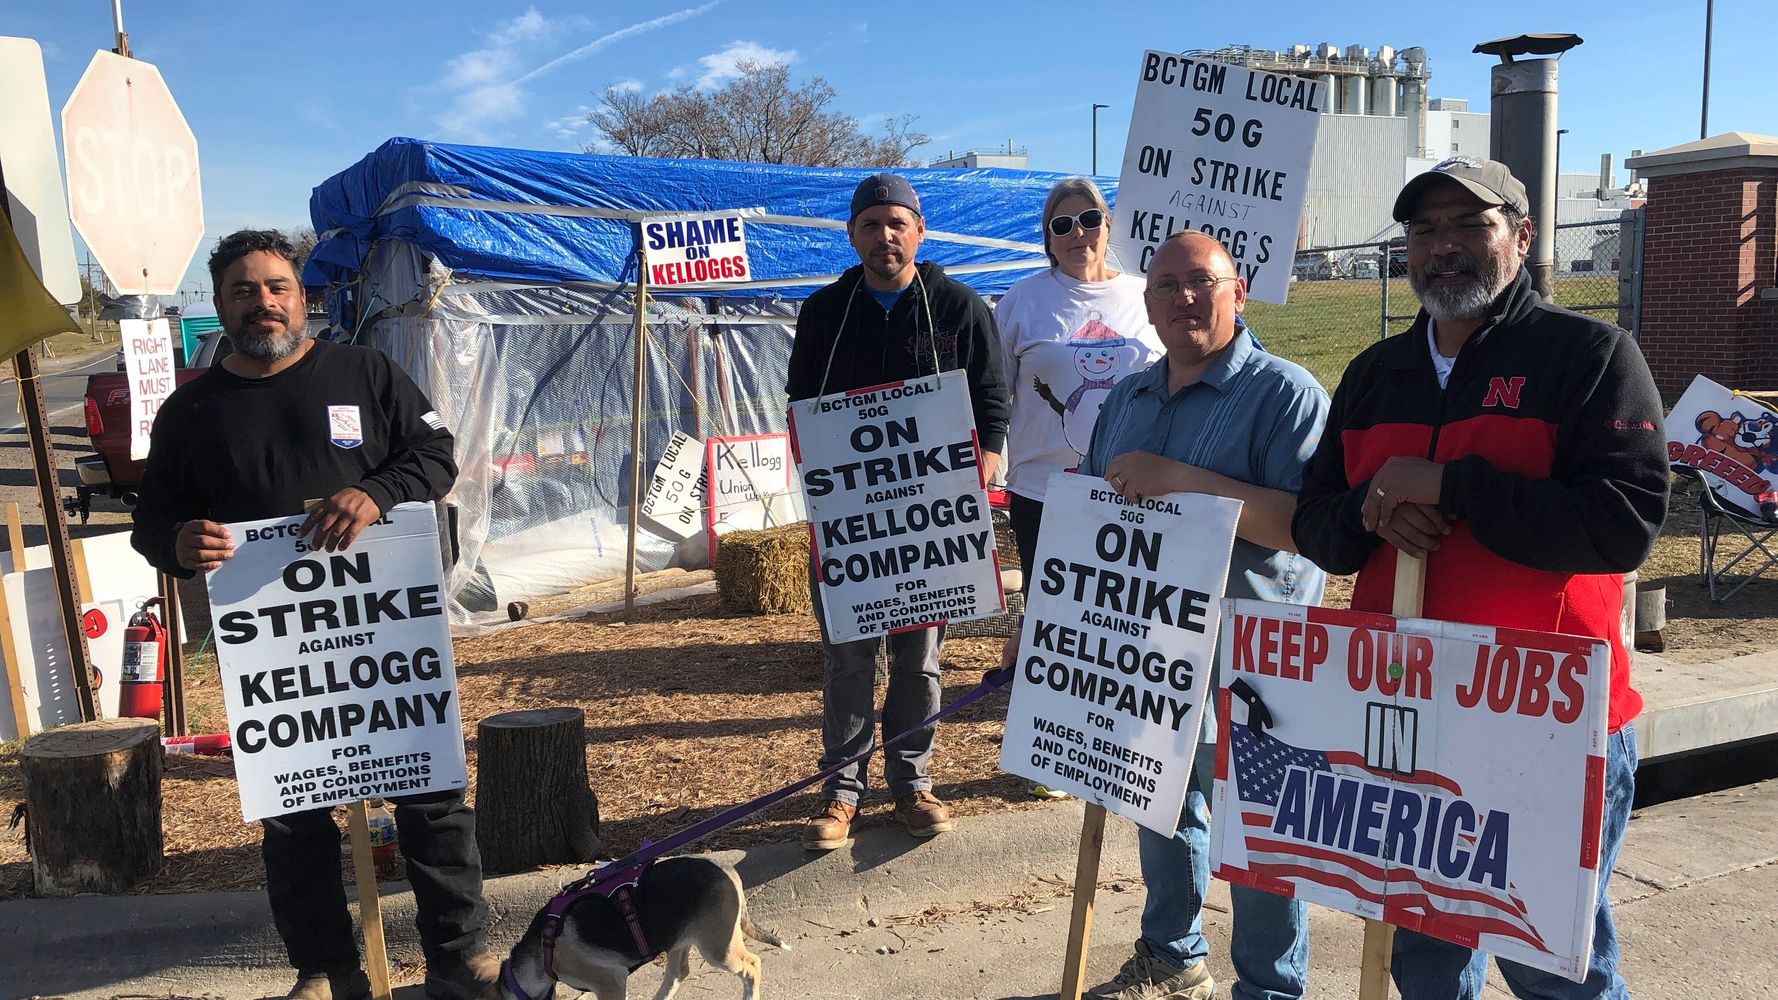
[{"x1": 1292, "y1": 158, "x2": 1667, "y2": 999}]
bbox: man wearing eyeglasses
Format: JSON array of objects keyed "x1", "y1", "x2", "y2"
[
  {"x1": 1292, "y1": 158, "x2": 1666, "y2": 999},
  {"x1": 1077, "y1": 231, "x2": 1329, "y2": 1000}
]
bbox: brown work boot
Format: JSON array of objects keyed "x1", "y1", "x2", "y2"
[
  {"x1": 802, "y1": 799, "x2": 857, "y2": 850},
  {"x1": 893, "y1": 790, "x2": 955, "y2": 837},
  {"x1": 1103, "y1": 940, "x2": 1215, "y2": 999},
  {"x1": 284, "y1": 968, "x2": 370, "y2": 1000},
  {"x1": 424, "y1": 950, "x2": 500, "y2": 1000}
]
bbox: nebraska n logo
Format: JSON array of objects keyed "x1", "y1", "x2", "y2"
[{"x1": 1483, "y1": 376, "x2": 1526, "y2": 409}]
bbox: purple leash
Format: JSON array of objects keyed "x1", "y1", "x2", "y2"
[{"x1": 508, "y1": 665, "x2": 1013, "y2": 997}]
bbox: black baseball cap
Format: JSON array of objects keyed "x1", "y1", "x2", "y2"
[
  {"x1": 1392, "y1": 156, "x2": 1530, "y2": 222},
  {"x1": 849, "y1": 173, "x2": 922, "y2": 221}
]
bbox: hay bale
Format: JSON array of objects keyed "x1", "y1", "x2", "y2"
[{"x1": 715, "y1": 523, "x2": 811, "y2": 614}]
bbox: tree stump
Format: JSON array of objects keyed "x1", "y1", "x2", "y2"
[
  {"x1": 474, "y1": 708, "x2": 599, "y2": 873},
  {"x1": 20, "y1": 717, "x2": 163, "y2": 896}
]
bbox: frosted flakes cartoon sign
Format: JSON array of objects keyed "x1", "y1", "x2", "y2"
[{"x1": 1665, "y1": 374, "x2": 1776, "y2": 517}]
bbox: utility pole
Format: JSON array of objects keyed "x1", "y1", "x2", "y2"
[{"x1": 1701, "y1": 0, "x2": 1714, "y2": 139}]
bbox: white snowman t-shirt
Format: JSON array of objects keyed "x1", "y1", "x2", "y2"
[{"x1": 996, "y1": 269, "x2": 1163, "y2": 502}]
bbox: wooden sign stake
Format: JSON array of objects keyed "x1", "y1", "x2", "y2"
[
  {"x1": 4, "y1": 501, "x2": 25, "y2": 569},
  {"x1": 346, "y1": 799, "x2": 393, "y2": 1000},
  {"x1": 0, "y1": 565, "x2": 31, "y2": 738},
  {"x1": 1058, "y1": 802, "x2": 1109, "y2": 1000},
  {"x1": 1357, "y1": 548, "x2": 1427, "y2": 1000}
]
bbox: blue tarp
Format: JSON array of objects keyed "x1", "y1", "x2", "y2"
[{"x1": 306, "y1": 137, "x2": 1119, "y2": 297}]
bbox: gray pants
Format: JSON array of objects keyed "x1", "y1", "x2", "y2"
[{"x1": 808, "y1": 568, "x2": 946, "y2": 804}]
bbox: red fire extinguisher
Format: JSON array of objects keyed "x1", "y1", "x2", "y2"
[{"x1": 120, "y1": 598, "x2": 168, "y2": 720}]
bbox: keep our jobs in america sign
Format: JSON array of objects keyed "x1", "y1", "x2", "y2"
[
  {"x1": 1110, "y1": 51, "x2": 1324, "y2": 303},
  {"x1": 1210, "y1": 600, "x2": 1612, "y2": 982},
  {"x1": 789, "y1": 372, "x2": 1004, "y2": 643},
  {"x1": 206, "y1": 502, "x2": 468, "y2": 822}
]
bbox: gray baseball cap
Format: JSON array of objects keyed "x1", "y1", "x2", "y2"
[{"x1": 1392, "y1": 156, "x2": 1530, "y2": 222}]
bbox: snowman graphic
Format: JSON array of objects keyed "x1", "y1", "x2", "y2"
[{"x1": 1033, "y1": 316, "x2": 1132, "y2": 466}]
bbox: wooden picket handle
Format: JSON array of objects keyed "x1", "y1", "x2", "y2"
[
  {"x1": 0, "y1": 566, "x2": 29, "y2": 737},
  {"x1": 1358, "y1": 548, "x2": 1427, "y2": 1000},
  {"x1": 68, "y1": 539, "x2": 93, "y2": 604},
  {"x1": 1058, "y1": 802, "x2": 1109, "y2": 1000},
  {"x1": 346, "y1": 800, "x2": 393, "y2": 1000},
  {"x1": 4, "y1": 501, "x2": 24, "y2": 570}
]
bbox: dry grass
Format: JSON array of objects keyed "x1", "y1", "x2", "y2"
[{"x1": 0, "y1": 470, "x2": 1766, "y2": 898}]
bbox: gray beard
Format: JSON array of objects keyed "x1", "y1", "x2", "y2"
[
  {"x1": 235, "y1": 326, "x2": 305, "y2": 363},
  {"x1": 1411, "y1": 254, "x2": 1514, "y2": 321}
]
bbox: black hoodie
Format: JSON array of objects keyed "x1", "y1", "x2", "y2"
[{"x1": 787, "y1": 261, "x2": 1009, "y2": 453}]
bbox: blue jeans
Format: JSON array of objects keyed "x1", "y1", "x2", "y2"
[
  {"x1": 1138, "y1": 741, "x2": 1311, "y2": 1000},
  {"x1": 808, "y1": 568, "x2": 944, "y2": 804},
  {"x1": 1391, "y1": 724, "x2": 1638, "y2": 999}
]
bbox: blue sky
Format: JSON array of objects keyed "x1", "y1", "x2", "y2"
[{"x1": 10, "y1": 0, "x2": 1771, "y2": 296}]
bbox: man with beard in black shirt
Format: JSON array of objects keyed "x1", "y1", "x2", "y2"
[{"x1": 132, "y1": 229, "x2": 495, "y2": 1000}]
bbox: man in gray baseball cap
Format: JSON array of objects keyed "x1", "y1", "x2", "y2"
[
  {"x1": 1391, "y1": 154, "x2": 1530, "y2": 223},
  {"x1": 1294, "y1": 157, "x2": 1668, "y2": 1000}
]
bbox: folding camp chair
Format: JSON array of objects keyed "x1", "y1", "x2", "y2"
[{"x1": 1685, "y1": 466, "x2": 1778, "y2": 601}]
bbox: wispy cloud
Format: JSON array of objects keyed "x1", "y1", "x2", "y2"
[
  {"x1": 545, "y1": 106, "x2": 597, "y2": 143},
  {"x1": 435, "y1": 2, "x2": 722, "y2": 143},
  {"x1": 688, "y1": 40, "x2": 797, "y2": 89}
]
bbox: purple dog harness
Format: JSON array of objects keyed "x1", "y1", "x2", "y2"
[{"x1": 500, "y1": 666, "x2": 1012, "y2": 999}]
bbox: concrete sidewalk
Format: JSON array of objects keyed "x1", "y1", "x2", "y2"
[{"x1": 6, "y1": 776, "x2": 1774, "y2": 1000}]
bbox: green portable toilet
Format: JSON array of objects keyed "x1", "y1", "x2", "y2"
[{"x1": 178, "y1": 303, "x2": 220, "y2": 367}]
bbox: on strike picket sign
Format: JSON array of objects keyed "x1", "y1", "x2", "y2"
[
  {"x1": 1664, "y1": 373, "x2": 1776, "y2": 518},
  {"x1": 1110, "y1": 51, "x2": 1324, "y2": 302},
  {"x1": 705, "y1": 433, "x2": 797, "y2": 561},
  {"x1": 1000, "y1": 474, "x2": 1239, "y2": 834},
  {"x1": 1210, "y1": 600, "x2": 1611, "y2": 981},
  {"x1": 641, "y1": 429, "x2": 708, "y2": 541},
  {"x1": 206, "y1": 503, "x2": 468, "y2": 822},
  {"x1": 642, "y1": 212, "x2": 752, "y2": 287},
  {"x1": 789, "y1": 372, "x2": 1003, "y2": 642},
  {"x1": 120, "y1": 317, "x2": 177, "y2": 460}
]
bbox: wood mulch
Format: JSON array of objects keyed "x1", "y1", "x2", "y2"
[
  {"x1": 0, "y1": 595, "x2": 1038, "y2": 899},
  {"x1": 1, "y1": 470, "x2": 1770, "y2": 899}
]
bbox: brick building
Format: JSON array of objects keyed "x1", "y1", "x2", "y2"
[{"x1": 1629, "y1": 133, "x2": 1778, "y2": 395}]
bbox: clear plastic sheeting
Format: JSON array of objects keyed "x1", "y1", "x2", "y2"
[
  {"x1": 305, "y1": 140, "x2": 1088, "y2": 628},
  {"x1": 347, "y1": 241, "x2": 802, "y2": 626}
]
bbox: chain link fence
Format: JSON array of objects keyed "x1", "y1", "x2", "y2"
[{"x1": 1243, "y1": 211, "x2": 1644, "y2": 392}]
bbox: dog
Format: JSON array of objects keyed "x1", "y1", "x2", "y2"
[{"x1": 486, "y1": 856, "x2": 788, "y2": 1000}]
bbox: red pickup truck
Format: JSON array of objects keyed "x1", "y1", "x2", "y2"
[{"x1": 74, "y1": 331, "x2": 233, "y2": 515}]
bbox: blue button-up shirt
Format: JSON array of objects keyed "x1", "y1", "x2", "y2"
[{"x1": 1081, "y1": 327, "x2": 1331, "y2": 738}]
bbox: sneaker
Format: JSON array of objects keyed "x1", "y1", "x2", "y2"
[
  {"x1": 1104, "y1": 940, "x2": 1214, "y2": 1000},
  {"x1": 424, "y1": 950, "x2": 500, "y2": 1000},
  {"x1": 892, "y1": 790, "x2": 955, "y2": 837},
  {"x1": 284, "y1": 968, "x2": 371, "y2": 1000},
  {"x1": 802, "y1": 799, "x2": 857, "y2": 850}
]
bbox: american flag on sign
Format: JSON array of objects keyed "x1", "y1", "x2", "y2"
[{"x1": 1228, "y1": 722, "x2": 1551, "y2": 954}]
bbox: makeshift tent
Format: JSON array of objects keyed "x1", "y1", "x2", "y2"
[{"x1": 306, "y1": 137, "x2": 1119, "y2": 625}]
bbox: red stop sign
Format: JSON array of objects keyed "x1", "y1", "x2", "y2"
[{"x1": 60, "y1": 51, "x2": 204, "y2": 296}]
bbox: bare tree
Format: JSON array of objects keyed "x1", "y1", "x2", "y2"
[{"x1": 586, "y1": 62, "x2": 928, "y2": 167}]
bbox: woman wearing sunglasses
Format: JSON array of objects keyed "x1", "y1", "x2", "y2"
[{"x1": 997, "y1": 177, "x2": 1164, "y2": 587}]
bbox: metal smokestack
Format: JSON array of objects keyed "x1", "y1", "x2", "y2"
[{"x1": 1476, "y1": 33, "x2": 1584, "y2": 301}]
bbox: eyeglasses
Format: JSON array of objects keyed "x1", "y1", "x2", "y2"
[
  {"x1": 1144, "y1": 275, "x2": 1240, "y2": 299},
  {"x1": 1047, "y1": 209, "x2": 1105, "y2": 237}
]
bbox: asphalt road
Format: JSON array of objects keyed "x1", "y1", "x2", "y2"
[{"x1": 0, "y1": 345, "x2": 135, "y2": 549}]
